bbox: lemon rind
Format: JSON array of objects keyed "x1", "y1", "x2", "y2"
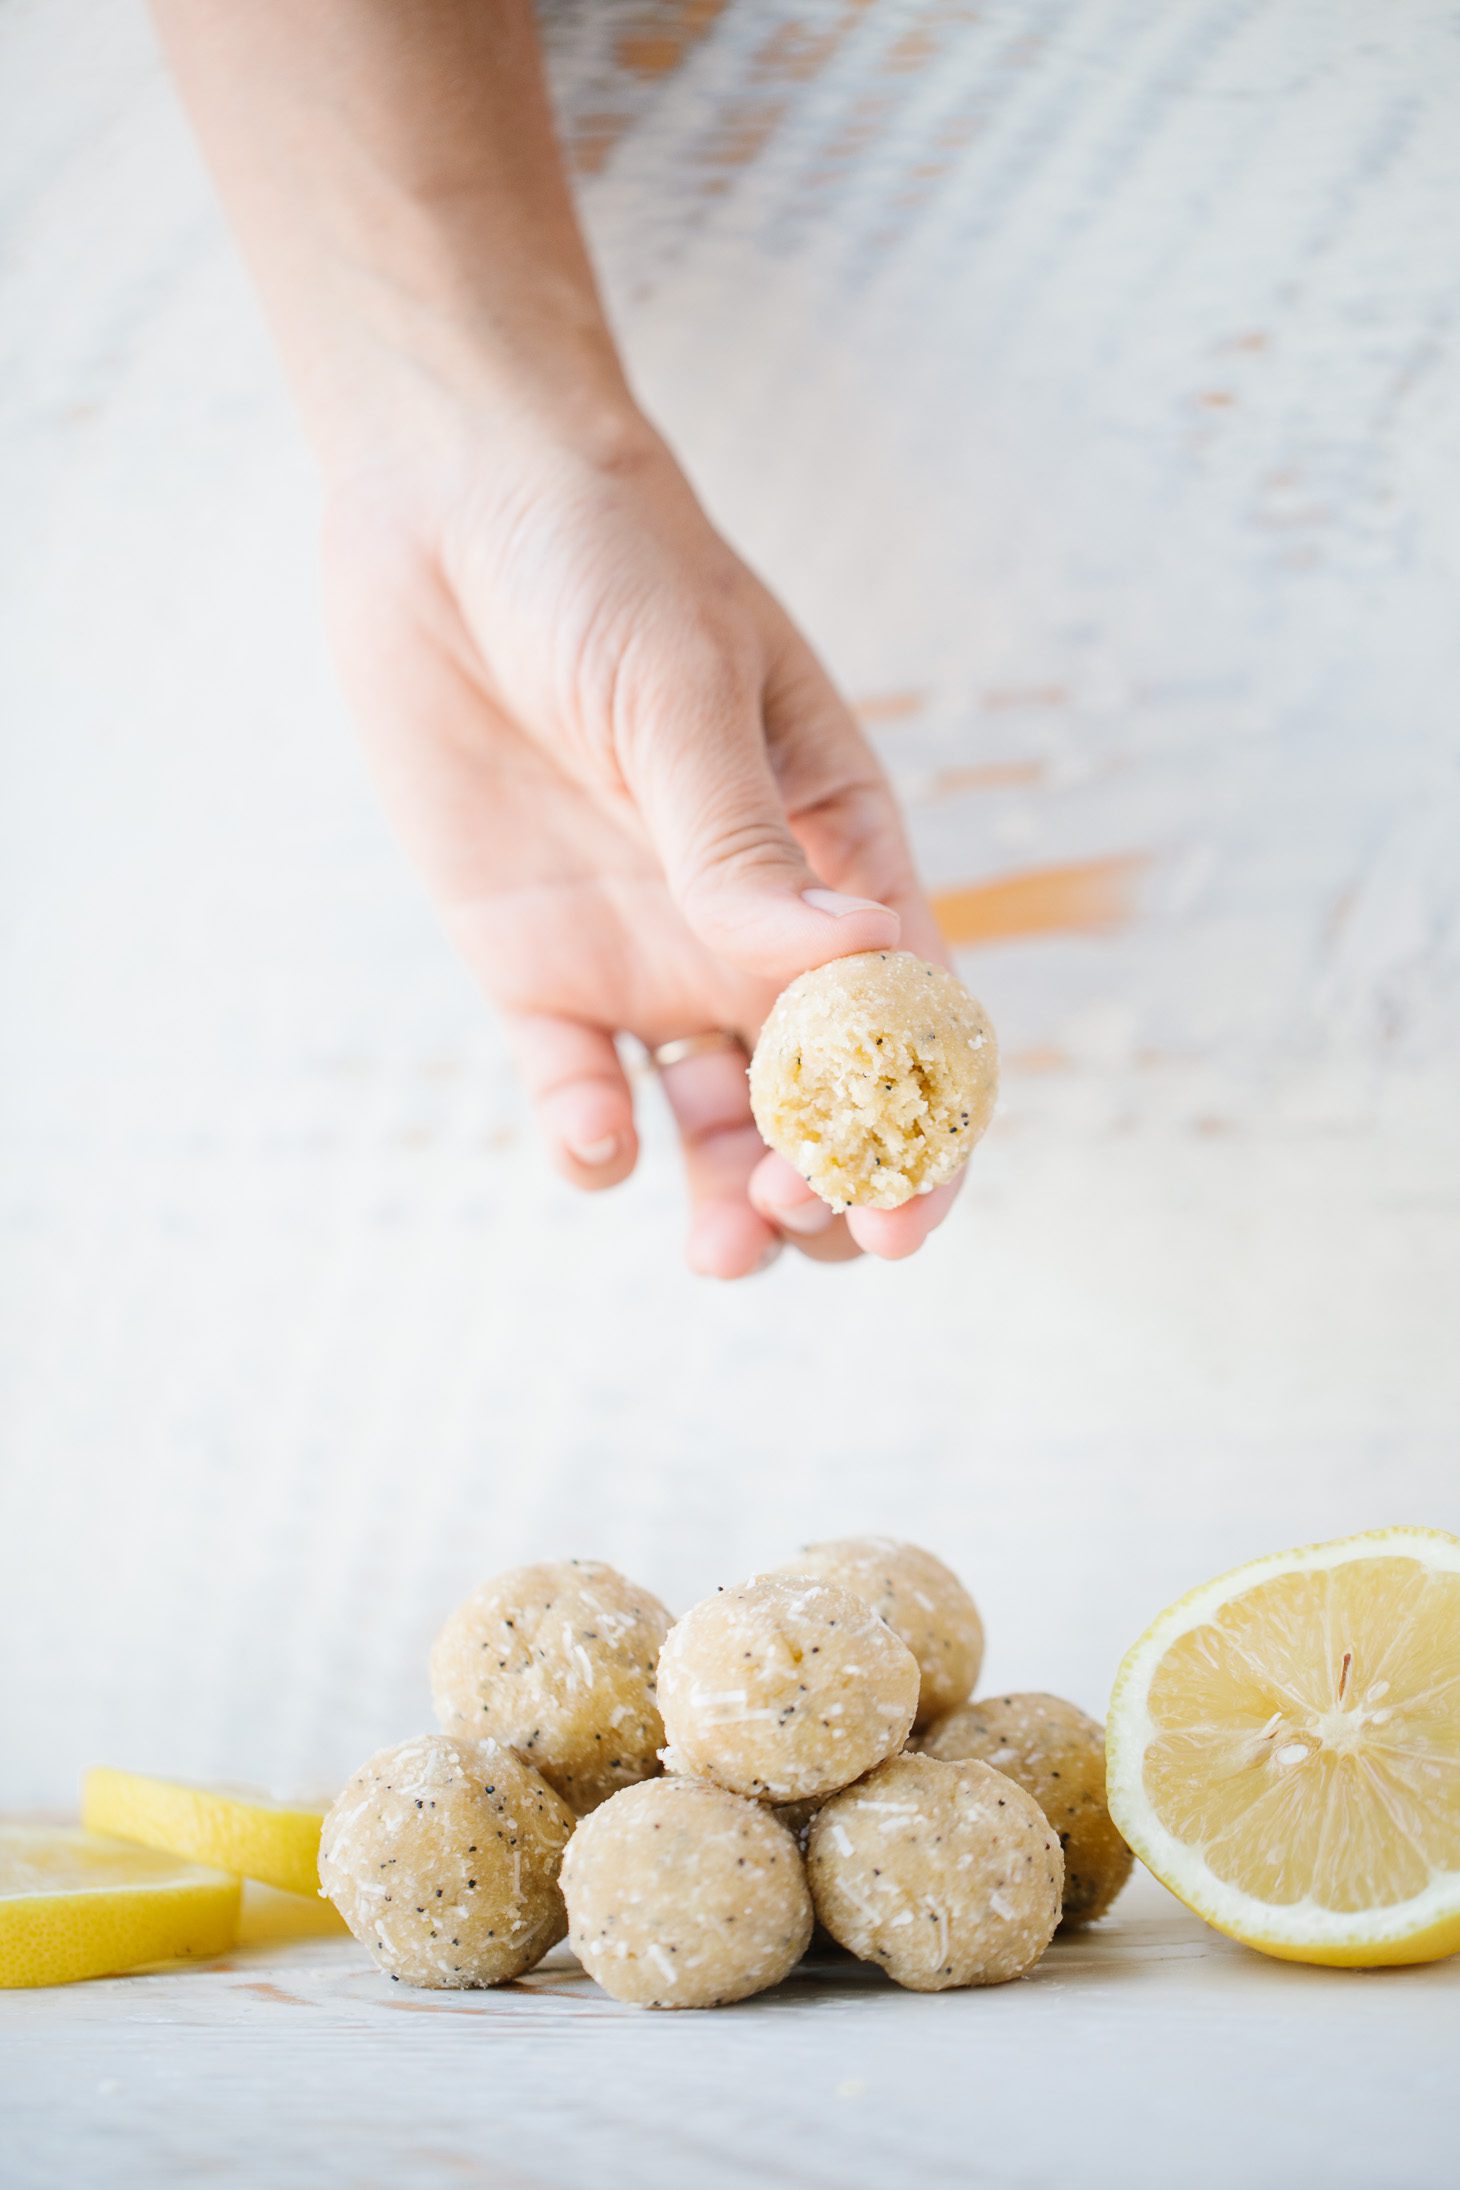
[
  {"x1": 82, "y1": 1769, "x2": 326, "y2": 1898},
  {"x1": 0, "y1": 1827, "x2": 241, "y2": 1988},
  {"x1": 1106, "y1": 1527, "x2": 1460, "y2": 1962}
]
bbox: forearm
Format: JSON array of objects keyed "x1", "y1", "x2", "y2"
[{"x1": 152, "y1": 0, "x2": 641, "y2": 472}]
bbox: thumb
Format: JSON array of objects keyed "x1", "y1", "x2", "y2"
[{"x1": 620, "y1": 646, "x2": 900, "y2": 982}]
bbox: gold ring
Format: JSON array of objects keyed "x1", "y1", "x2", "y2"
[{"x1": 650, "y1": 1031, "x2": 745, "y2": 1070}]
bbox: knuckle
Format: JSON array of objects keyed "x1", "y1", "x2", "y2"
[
  {"x1": 684, "y1": 813, "x2": 792, "y2": 883},
  {"x1": 614, "y1": 602, "x2": 761, "y2": 751},
  {"x1": 675, "y1": 819, "x2": 802, "y2": 939}
]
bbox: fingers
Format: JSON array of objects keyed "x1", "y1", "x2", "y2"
[
  {"x1": 846, "y1": 1176, "x2": 964, "y2": 1260},
  {"x1": 617, "y1": 631, "x2": 900, "y2": 985},
  {"x1": 752, "y1": 630, "x2": 964, "y2": 1263},
  {"x1": 748, "y1": 1151, "x2": 837, "y2": 1238},
  {"x1": 760, "y1": 633, "x2": 949, "y2": 966},
  {"x1": 501, "y1": 1011, "x2": 638, "y2": 1189},
  {"x1": 504, "y1": 1006, "x2": 961, "y2": 1271},
  {"x1": 748, "y1": 1151, "x2": 863, "y2": 1265},
  {"x1": 750, "y1": 1147, "x2": 962, "y2": 1264},
  {"x1": 655, "y1": 1042, "x2": 781, "y2": 1279}
]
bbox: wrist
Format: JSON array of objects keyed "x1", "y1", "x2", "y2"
[
  {"x1": 314, "y1": 345, "x2": 660, "y2": 517},
  {"x1": 283, "y1": 232, "x2": 643, "y2": 489}
]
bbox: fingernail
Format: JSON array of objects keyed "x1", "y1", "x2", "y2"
[
  {"x1": 802, "y1": 887, "x2": 895, "y2": 919},
  {"x1": 567, "y1": 1134, "x2": 620, "y2": 1166},
  {"x1": 772, "y1": 1199, "x2": 834, "y2": 1237}
]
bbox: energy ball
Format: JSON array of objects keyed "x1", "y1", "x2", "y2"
[
  {"x1": 319, "y1": 1735, "x2": 574, "y2": 1988},
  {"x1": 807, "y1": 1753, "x2": 1062, "y2": 1991},
  {"x1": 772, "y1": 1538, "x2": 984, "y2": 1727},
  {"x1": 748, "y1": 950, "x2": 998, "y2": 1210},
  {"x1": 562, "y1": 1777, "x2": 813, "y2": 2009},
  {"x1": 429, "y1": 1559, "x2": 672, "y2": 1813},
  {"x1": 918, "y1": 1692, "x2": 1133, "y2": 1926},
  {"x1": 773, "y1": 1797, "x2": 823, "y2": 1851},
  {"x1": 658, "y1": 1574, "x2": 920, "y2": 1803}
]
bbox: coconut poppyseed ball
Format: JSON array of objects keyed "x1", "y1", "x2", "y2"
[
  {"x1": 773, "y1": 1796, "x2": 823, "y2": 1851},
  {"x1": 561, "y1": 1778, "x2": 813, "y2": 2009},
  {"x1": 918, "y1": 1691, "x2": 1133, "y2": 1926},
  {"x1": 319, "y1": 1735, "x2": 574, "y2": 1988},
  {"x1": 429, "y1": 1560, "x2": 672, "y2": 1814},
  {"x1": 807, "y1": 1753, "x2": 1062, "y2": 1992},
  {"x1": 772, "y1": 1538, "x2": 984, "y2": 1727},
  {"x1": 748, "y1": 951, "x2": 998, "y2": 1210},
  {"x1": 657, "y1": 1573, "x2": 920, "y2": 1803}
]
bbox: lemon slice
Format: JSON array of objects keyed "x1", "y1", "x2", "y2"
[
  {"x1": 0, "y1": 1824, "x2": 240, "y2": 1987},
  {"x1": 1107, "y1": 1527, "x2": 1460, "y2": 1966},
  {"x1": 83, "y1": 1769, "x2": 329, "y2": 1897},
  {"x1": 237, "y1": 1881, "x2": 349, "y2": 1943}
]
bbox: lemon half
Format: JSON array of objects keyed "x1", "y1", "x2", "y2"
[
  {"x1": 1107, "y1": 1527, "x2": 1460, "y2": 1966},
  {"x1": 0, "y1": 1824, "x2": 240, "y2": 1987},
  {"x1": 83, "y1": 1769, "x2": 328, "y2": 1897}
]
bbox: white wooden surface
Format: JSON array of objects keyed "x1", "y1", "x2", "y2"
[
  {"x1": 3, "y1": 2, "x2": 1459, "y2": 2182},
  {"x1": 5, "y1": 1874, "x2": 1458, "y2": 2190}
]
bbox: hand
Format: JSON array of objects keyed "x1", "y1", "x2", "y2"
[
  {"x1": 154, "y1": 0, "x2": 965, "y2": 1277},
  {"x1": 322, "y1": 406, "x2": 961, "y2": 1277}
]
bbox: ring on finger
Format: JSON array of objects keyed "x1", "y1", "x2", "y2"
[{"x1": 649, "y1": 1030, "x2": 746, "y2": 1071}]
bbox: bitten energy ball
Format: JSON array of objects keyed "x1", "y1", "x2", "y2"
[
  {"x1": 561, "y1": 1778, "x2": 813, "y2": 2009},
  {"x1": 319, "y1": 1735, "x2": 574, "y2": 1988},
  {"x1": 919, "y1": 1691, "x2": 1133, "y2": 1926},
  {"x1": 658, "y1": 1574, "x2": 919, "y2": 1802},
  {"x1": 429, "y1": 1560, "x2": 672, "y2": 1813},
  {"x1": 773, "y1": 1537, "x2": 984, "y2": 1727},
  {"x1": 748, "y1": 951, "x2": 998, "y2": 1210},
  {"x1": 807, "y1": 1753, "x2": 1062, "y2": 1991}
]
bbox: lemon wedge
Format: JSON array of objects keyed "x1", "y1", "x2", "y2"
[
  {"x1": 1107, "y1": 1527, "x2": 1460, "y2": 1966},
  {"x1": 83, "y1": 1769, "x2": 329, "y2": 1897},
  {"x1": 0, "y1": 1824, "x2": 240, "y2": 1987}
]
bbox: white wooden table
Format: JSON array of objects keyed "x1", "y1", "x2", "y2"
[
  {"x1": 5, "y1": 1873, "x2": 1456, "y2": 2190},
  {"x1": 4, "y1": 3, "x2": 1460, "y2": 2182}
]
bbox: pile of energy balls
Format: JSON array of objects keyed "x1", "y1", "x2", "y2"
[
  {"x1": 320, "y1": 1541, "x2": 1133, "y2": 2009},
  {"x1": 321, "y1": 959, "x2": 1127, "y2": 2007}
]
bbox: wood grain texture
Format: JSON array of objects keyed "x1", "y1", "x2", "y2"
[
  {"x1": 2, "y1": 6, "x2": 1459, "y2": 2179},
  {"x1": 4, "y1": 1876, "x2": 1458, "y2": 2190}
]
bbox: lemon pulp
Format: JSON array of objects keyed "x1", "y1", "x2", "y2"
[
  {"x1": 1108, "y1": 1529, "x2": 1460, "y2": 1966},
  {"x1": 0, "y1": 1824, "x2": 240, "y2": 1987}
]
